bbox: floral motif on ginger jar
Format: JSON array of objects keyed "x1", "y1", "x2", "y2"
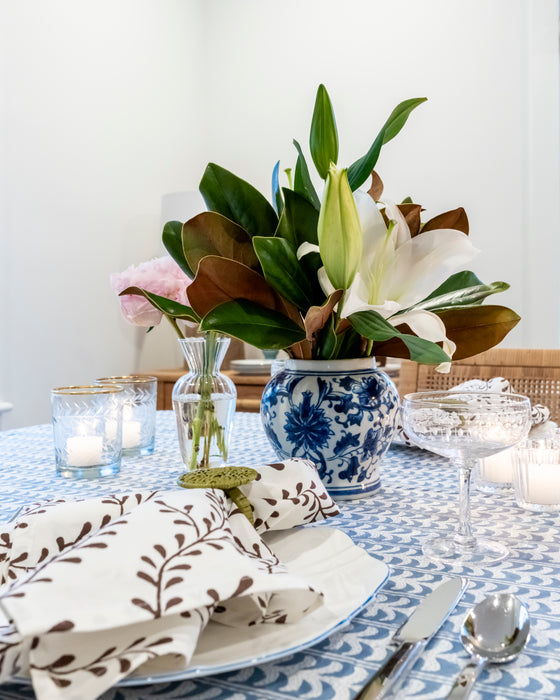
[{"x1": 260, "y1": 357, "x2": 400, "y2": 500}]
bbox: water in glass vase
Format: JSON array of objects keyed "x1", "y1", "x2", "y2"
[{"x1": 173, "y1": 394, "x2": 236, "y2": 469}]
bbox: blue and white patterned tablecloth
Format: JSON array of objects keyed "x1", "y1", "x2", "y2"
[{"x1": 1, "y1": 411, "x2": 560, "y2": 700}]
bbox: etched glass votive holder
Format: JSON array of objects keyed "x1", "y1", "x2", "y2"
[
  {"x1": 51, "y1": 385, "x2": 124, "y2": 479},
  {"x1": 95, "y1": 376, "x2": 157, "y2": 456},
  {"x1": 513, "y1": 433, "x2": 560, "y2": 512}
]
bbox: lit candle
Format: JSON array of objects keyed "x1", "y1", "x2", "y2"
[
  {"x1": 526, "y1": 463, "x2": 560, "y2": 505},
  {"x1": 66, "y1": 435, "x2": 103, "y2": 467},
  {"x1": 122, "y1": 421, "x2": 142, "y2": 448},
  {"x1": 482, "y1": 448, "x2": 514, "y2": 484}
]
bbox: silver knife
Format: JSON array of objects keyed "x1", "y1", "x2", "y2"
[{"x1": 353, "y1": 577, "x2": 468, "y2": 700}]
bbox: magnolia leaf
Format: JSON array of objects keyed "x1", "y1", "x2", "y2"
[
  {"x1": 187, "y1": 256, "x2": 303, "y2": 329},
  {"x1": 271, "y1": 161, "x2": 283, "y2": 216},
  {"x1": 199, "y1": 163, "x2": 278, "y2": 238},
  {"x1": 422, "y1": 207, "x2": 469, "y2": 235},
  {"x1": 349, "y1": 309, "x2": 404, "y2": 342},
  {"x1": 337, "y1": 318, "x2": 353, "y2": 334},
  {"x1": 434, "y1": 305, "x2": 521, "y2": 360},
  {"x1": 309, "y1": 84, "x2": 339, "y2": 179},
  {"x1": 335, "y1": 327, "x2": 366, "y2": 359},
  {"x1": 253, "y1": 236, "x2": 315, "y2": 310},
  {"x1": 181, "y1": 212, "x2": 259, "y2": 273},
  {"x1": 163, "y1": 221, "x2": 194, "y2": 278},
  {"x1": 398, "y1": 203, "x2": 423, "y2": 237},
  {"x1": 406, "y1": 281, "x2": 510, "y2": 313},
  {"x1": 371, "y1": 305, "x2": 521, "y2": 361},
  {"x1": 398, "y1": 336, "x2": 451, "y2": 364},
  {"x1": 119, "y1": 287, "x2": 201, "y2": 323},
  {"x1": 289, "y1": 340, "x2": 313, "y2": 360},
  {"x1": 293, "y1": 139, "x2": 321, "y2": 210},
  {"x1": 276, "y1": 187, "x2": 319, "y2": 251},
  {"x1": 201, "y1": 300, "x2": 307, "y2": 350},
  {"x1": 365, "y1": 336, "x2": 416, "y2": 360},
  {"x1": 347, "y1": 97, "x2": 427, "y2": 191},
  {"x1": 316, "y1": 315, "x2": 338, "y2": 359},
  {"x1": 349, "y1": 309, "x2": 450, "y2": 364},
  {"x1": 367, "y1": 171, "x2": 384, "y2": 201},
  {"x1": 304, "y1": 290, "x2": 343, "y2": 341},
  {"x1": 423, "y1": 271, "x2": 484, "y2": 301}
]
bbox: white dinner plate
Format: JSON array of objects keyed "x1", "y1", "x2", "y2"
[
  {"x1": 230, "y1": 359, "x2": 273, "y2": 375},
  {"x1": 118, "y1": 526, "x2": 389, "y2": 685}
]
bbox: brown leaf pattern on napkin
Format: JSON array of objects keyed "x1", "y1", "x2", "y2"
[
  {"x1": 241, "y1": 461, "x2": 340, "y2": 532},
  {"x1": 0, "y1": 492, "x2": 161, "y2": 586},
  {"x1": 0, "y1": 517, "x2": 128, "y2": 600},
  {"x1": 30, "y1": 631, "x2": 179, "y2": 689},
  {"x1": 129, "y1": 491, "x2": 274, "y2": 619},
  {"x1": 0, "y1": 459, "x2": 338, "y2": 700}
]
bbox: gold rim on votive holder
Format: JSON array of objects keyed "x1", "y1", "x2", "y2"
[
  {"x1": 95, "y1": 376, "x2": 157, "y2": 385},
  {"x1": 52, "y1": 384, "x2": 124, "y2": 395}
]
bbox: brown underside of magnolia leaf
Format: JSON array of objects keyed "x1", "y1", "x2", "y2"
[
  {"x1": 182, "y1": 212, "x2": 259, "y2": 273},
  {"x1": 188, "y1": 255, "x2": 305, "y2": 332},
  {"x1": 434, "y1": 305, "x2": 520, "y2": 359},
  {"x1": 304, "y1": 290, "x2": 343, "y2": 341},
  {"x1": 379, "y1": 203, "x2": 423, "y2": 237},
  {"x1": 288, "y1": 339, "x2": 313, "y2": 360},
  {"x1": 371, "y1": 306, "x2": 520, "y2": 361},
  {"x1": 189, "y1": 256, "x2": 289, "y2": 315},
  {"x1": 337, "y1": 318, "x2": 352, "y2": 334},
  {"x1": 398, "y1": 203, "x2": 423, "y2": 237},
  {"x1": 367, "y1": 171, "x2": 384, "y2": 201},
  {"x1": 422, "y1": 207, "x2": 469, "y2": 235}
]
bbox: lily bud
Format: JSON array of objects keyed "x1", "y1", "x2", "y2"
[{"x1": 318, "y1": 165, "x2": 363, "y2": 291}]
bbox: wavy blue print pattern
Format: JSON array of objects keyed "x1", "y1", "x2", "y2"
[
  {"x1": 261, "y1": 366, "x2": 400, "y2": 499},
  {"x1": 2, "y1": 412, "x2": 560, "y2": 699}
]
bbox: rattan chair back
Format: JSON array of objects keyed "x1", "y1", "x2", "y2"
[{"x1": 399, "y1": 348, "x2": 560, "y2": 424}]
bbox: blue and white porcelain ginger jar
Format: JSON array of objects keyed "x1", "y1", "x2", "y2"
[{"x1": 260, "y1": 358, "x2": 400, "y2": 500}]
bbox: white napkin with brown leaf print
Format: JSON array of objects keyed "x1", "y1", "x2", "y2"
[{"x1": 0, "y1": 458, "x2": 339, "y2": 700}]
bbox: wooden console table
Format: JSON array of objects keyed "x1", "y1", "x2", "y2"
[{"x1": 143, "y1": 369, "x2": 269, "y2": 413}]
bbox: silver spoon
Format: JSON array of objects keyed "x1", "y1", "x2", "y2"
[{"x1": 446, "y1": 593, "x2": 530, "y2": 699}]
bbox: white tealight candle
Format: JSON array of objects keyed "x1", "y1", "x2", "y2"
[
  {"x1": 122, "y1": 421, "x2": 142, "y2": 449},
  {"x1": 482, "y1": 448, "x2": 514, "y2": 484},
  {"x1": 66, "y1": 435, "x2": 103, "y2": 467},
  {"x1": 105, "y1": 419, "x2": 118, "y2": 441},
  {"x1": 123, "y1": 404, "x2": 135, "y2": 421},
  {"x1": 526, "y1": 463, "x2": 560, "y2": 505}
]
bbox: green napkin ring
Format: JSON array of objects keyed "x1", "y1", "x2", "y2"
[{"x1": 177, "y1": 466, "x2": 259, "y2": 524}]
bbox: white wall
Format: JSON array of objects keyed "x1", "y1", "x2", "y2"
[
  {"x1": 1, "y1": 0, "x2": 207, "y2": 429},
  {"x1": 200, "y1": 0, "x2": 559, "y2": 348},
  {"x1": 1, "y1": 0, "x2": 559, "y2": 429}
]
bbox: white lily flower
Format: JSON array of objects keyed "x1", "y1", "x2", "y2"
[
  {"x1": 297, "y1": 242, "x2": 319, "y2": 260},
  {"x1": 342, "y1": 191, "x2": 480, "y2": 372}
]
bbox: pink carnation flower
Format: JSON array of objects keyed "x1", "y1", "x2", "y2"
[{"x1": 110, "y1": 256, "x2": 191, "y2": 327}]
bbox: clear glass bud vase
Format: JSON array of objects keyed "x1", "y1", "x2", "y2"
[{"x1": 172, "y1": 333, "x2": 237, "y2": 470}]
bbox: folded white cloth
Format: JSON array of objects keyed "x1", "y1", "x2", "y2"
[
  {"x1": 394, "y1": 377, "x2": 555, "y2": 446},
  {"x1": 0, "y1": 459, "x2": 339, "y2": 700}
]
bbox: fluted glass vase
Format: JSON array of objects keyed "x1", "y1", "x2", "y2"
[{"x1": 172, "y1": 333, "x2": 237, "y2": 470}]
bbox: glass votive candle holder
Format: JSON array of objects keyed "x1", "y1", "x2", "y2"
[
  {"x1": 477, "y1": 447, "x2": 515, "y2": 494},
  {"x1": 513, "y1": 433, "x2": 560, "y2": 512},
  {"x1": 51, "y1": 385, "x2": 124, "y2": 479},
  {"x1": 95, "y1": 376, "x2": 157, "y2": 456}
]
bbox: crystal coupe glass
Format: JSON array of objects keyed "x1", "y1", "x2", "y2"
[{"x1": 401, "y1": 391, "x2": 532, "y2": 565}]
